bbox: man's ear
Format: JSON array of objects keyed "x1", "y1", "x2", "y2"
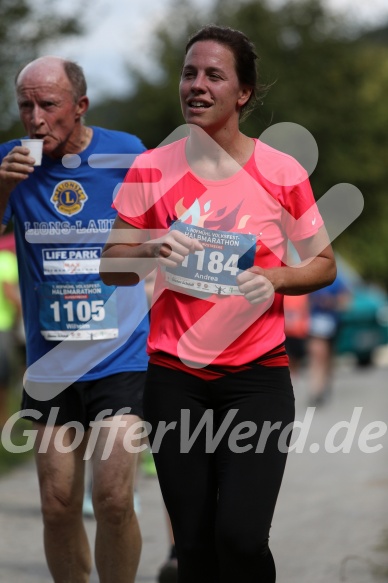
[{"x1": 76, "y1": 95, "x2": 89, "y2": 118}]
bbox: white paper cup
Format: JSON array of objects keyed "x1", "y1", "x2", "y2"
[{"x1": 21, "y1": 138, "x2": 44, "y2": 166}]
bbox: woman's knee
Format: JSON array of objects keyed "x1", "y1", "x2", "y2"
[{"x1": 217, "y1": 523, "x2": 271, "y2": 561}]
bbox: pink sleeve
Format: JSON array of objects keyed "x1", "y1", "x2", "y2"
[
  {"x1": 282, "y1": 178, "x2": 324, "y2": 241},
  {"x1": 112, "y1": 151, "x2": 162, "y2": 227}
]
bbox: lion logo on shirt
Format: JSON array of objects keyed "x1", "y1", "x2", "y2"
[{"x1": 51, "y1": 180, "x2": 88, "y2": 216}]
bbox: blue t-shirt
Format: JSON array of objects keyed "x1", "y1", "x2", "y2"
[
  {"x1": 1, "y1": 126, "x2": 149, "y2": 383},
  {"x1": 309, "y1": 276, "x2": 349, "y2": 339}
]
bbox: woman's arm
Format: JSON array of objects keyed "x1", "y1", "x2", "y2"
[{"x1": 99, "y1": 216, "x2": 203, "y2": 286}]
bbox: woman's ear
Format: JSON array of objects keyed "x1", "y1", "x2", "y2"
[{"x1": 237, "y1": 86, "x2": 252, "y2": 108}]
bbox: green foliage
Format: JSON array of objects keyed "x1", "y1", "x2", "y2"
[
  {"x1": 0, "y1": 418, "x2": 34, "y2": 475},
  {"x1": 0, "y1": 0, "x2": 87, "y2": 133},
  {"x1": 0, "y1": 391, "x2": 33, "y2": 476}
]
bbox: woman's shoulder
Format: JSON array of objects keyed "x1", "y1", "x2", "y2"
[{"x1": 253, "y1": 139, "x2": 309, "y2": 187}]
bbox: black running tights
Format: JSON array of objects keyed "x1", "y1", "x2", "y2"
[{"x1": 144, "y1": 363, "x2": 295, "y2": 583}]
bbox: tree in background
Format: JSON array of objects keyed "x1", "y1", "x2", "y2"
[{"x1": 0, "y1": 0, "x2": 87, "y2": 137}]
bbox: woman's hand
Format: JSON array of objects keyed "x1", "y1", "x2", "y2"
[
  {"x1": 155, "y1": 229, "x2": 204, "y2": 268},
  {"x1": 237, "y1": 266, "x2": 275, "y2": 304}
]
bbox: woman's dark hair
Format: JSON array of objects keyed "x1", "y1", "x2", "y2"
[{"x1": 185, "y1": 25, "x2": 262, "y2": 121}]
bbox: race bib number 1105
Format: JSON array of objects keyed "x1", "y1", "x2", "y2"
[{"x1": 38, "y1": 281, "x2": 118, "y2": 340}]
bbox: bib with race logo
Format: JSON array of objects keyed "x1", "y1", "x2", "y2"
[
  {"x1": 37, "y1": 281, "x2": 118, "y2": 340},
  {"x1": 164, "y1": 221, "x2": 256, "y2": 296}
]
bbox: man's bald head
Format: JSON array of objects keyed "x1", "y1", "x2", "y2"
[{"x1": 16, "y1": 56, "x2": 87, "y2": 102}]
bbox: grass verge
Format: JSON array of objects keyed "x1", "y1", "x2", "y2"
[{"x1": 0, "y1": 391, "x2": 34, "y2": 476}]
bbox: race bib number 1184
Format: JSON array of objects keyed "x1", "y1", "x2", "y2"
[{"x1": 164, "y1": 221, "x2": 256, "y2": 295}]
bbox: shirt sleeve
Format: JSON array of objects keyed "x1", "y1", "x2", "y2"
[
  {"x1": 282, "y1": 177, "x2": 324, "y2": 241},
  {"x1": 112, "y1": 151, "x2": 162, "y2": 229}
]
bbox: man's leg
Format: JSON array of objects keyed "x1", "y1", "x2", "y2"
[
  {"x1": 91, "y1": 414, "x2": 142, "y2": 583},
  {"x1": 34, "y1": 423, "x2": 91, "y2": 583}
]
